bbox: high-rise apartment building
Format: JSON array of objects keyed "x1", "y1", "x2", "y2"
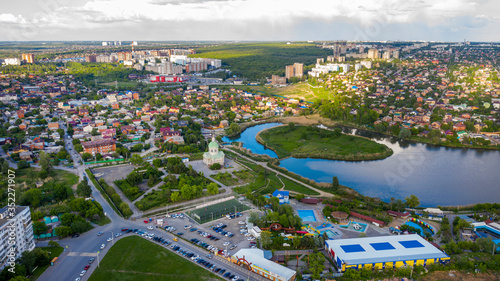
[
  {"x1": 368, "y1": 49, "x2": 380, "y2": 59},
  {"x1": 85, "y1": 55, "x2": 97, "y2": 63},
  {"x1": 0, "y1": 206, "x2": 35, "y2": 270},
  {"x1": 21, "y1": 54, "x2": 35, "y2": 64},
  {"x1": 285, "y1": 63, "x2": 304, "y2": 80},
  {"x1": 285, "y1": 65, "x2": 295, "y2": 79}
]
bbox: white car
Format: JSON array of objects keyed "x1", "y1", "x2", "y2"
[
  {"x1": 238, "y1": 221, "x2": 245, "y2": 225},
  {"x1": 107, "y1": 237, "x2": 113, "y2": 242},
  {"x1": 147, "y1": 226, "x2": 154, "y2": 230},
  {"x1": 100, "y1": 244, "x2": 105, "y2": 249},
  {"x1": 247, "y1": 237, "x2": 255, "y2": 241},
  {"x1": 80, "y1": 270, "x2": 86, "y2": 277},
  {"x1": 245, "y1": 233, "x2": 251, "y2": 237},
  {"x1": 223, "y1": 241, "x2": 230, "y2": 246},
  {"x1": 232, "y1": 276, "x2": 240, "y2": 281}
]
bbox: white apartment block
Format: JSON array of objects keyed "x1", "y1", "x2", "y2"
[{"x1": 0, "y1": 206, "x2": 35, "y2": 270}]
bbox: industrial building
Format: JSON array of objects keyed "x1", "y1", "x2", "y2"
[
  {"x1": 325, "y1": 234, "x2": 449, "y2": 272},
  {"x1": 231, "y1": 248, "x2": 296, "y2": 281}
]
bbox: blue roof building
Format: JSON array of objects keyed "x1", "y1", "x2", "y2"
[{"x1": 272, "y1": 190, "x2": 289, "y2": 204}]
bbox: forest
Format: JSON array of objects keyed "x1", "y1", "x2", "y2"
[{"x1": 190, "y1": 42, "x2": 332, "y2": 80}]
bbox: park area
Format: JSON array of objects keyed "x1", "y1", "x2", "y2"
[
  {"x1": 258, "y1": 125, "x2": 393, "y2": 161},
  {"x1": 186, "y1": 199, "x2": 249, "y2": 224},
  {"x1": 88, "y1": 236, "x2": 223, "y2": 281}
]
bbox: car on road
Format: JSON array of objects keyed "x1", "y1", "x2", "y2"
[
  {"x1": 72, "y1": 234, "x2": 80, "y2": 238},
  {"x1": 75, "y1": 278, "x2": 81, "y2": 281},
  {"x1": 229, "y1": 245, "x2": 237, "y2": 250},
  {"x1": 80, "y1": 270, "x2": 86, "y2": 277},
  {"x1": 147, "y1": 226, "x2": 154, "y2": 230},
  {"x1": 88, "y1": 258, "x2": 95, "y2": 264},
  {"x1": 97, "y1": 231, "x2": 104, "y2": 236},
  {"x1": 232, "y1": 276, "x2": 240, "y2": 281},
  {"x1": 184, "y1": 225, "x2": 191, "y2": 229},
  {"x1": 107, "y1": 237, "x2": 113, "y2": 242},
  {"x1": 84, "y1": 265, "x2": 90, "y2": 270},
  {"x1": 238, "y1": 221, "x2": 245, "y2": 225},
  {"x1": 144, "y1": 220, "x2": 149, "y2": 223},
  {"x1": 173, "y1": 237, "x2": 178, "y2": 241},
  {"x1": 100, "y1": 244, "x2": 105, "y2": 249}
]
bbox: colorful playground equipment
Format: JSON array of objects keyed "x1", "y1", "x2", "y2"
[{"x1": 407, "y1": 218, "x2": 435, "y2": 235}]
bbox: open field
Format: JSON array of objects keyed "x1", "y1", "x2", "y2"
[
  {"x1": 258, "y1": 125, "x2": 393, "y2": 161},
  {"x1": 88, "y1": 236, "x2": 223, "y2": 281}
]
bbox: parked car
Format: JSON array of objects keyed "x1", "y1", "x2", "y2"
[
  {"x1": 100, "y1": 244, "x2": 105, "y2": 249},
  {"x1": 88, "y1": 258, "x2": 95, "y2": 264},
  {"x1": 84, "y1": 265, "x2": 90, "y2": 270},
  {"x1": 80, "y1": 270, "x2": 86, "y2": 277}
]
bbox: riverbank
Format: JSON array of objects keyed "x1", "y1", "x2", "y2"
[{"x1": 256, "y1": 124, "x2": 393, "y2": 161}]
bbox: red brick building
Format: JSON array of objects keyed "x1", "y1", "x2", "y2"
[{"x1": 81, "y1": 139, "x2": 116, "y2": 154}]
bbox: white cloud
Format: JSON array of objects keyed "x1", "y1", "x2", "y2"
[{"x1": 0, "y1": 13, "x2": 26, "y2": 24}]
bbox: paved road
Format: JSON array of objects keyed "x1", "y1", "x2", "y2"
[{"x1": 36, "y1": 133, "x2": 268, "y2": 281}]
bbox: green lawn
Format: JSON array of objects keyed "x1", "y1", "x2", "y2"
[
  {"x1": 259, "y1": 125, "x2": 393, "y2": 161},
  {"x1": 210, "y1": 172, "x2": 239, "y2": 186},
  {"x1": 232, "y1": 158, "x2": 319, "y2": 196},
  {"x1": 89, "y1": 236, "x2": 223, "y2": 281},
  {"x1": 28, "y1": 246, "x2": 64, "y2": 281}
]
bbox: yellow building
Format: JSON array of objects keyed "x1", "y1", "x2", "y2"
[{"x1": 325, "y1": 234, "x2": 449, "y2": 272}]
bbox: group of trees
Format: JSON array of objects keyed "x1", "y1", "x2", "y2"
[
  {"x1": 0, "y1": 243, "x2": 60, "y2": 281},
  {"x1": 55, "y1": 212, "x2": 93, "y2": 237}
]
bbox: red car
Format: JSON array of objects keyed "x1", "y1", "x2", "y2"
[
  {"x1": 84, "y1": 265, "x2": 90, "y2": 270},
  {"x1": 143, "y1": 220, "x2": 149, "y2": 224}
]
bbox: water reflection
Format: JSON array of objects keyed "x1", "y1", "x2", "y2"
[{"x1": 225, "y1": 123, "x2": 500, "y2": 207}]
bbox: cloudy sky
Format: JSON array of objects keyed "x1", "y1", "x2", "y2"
[{"x1": 0, "y1": 0, "x2": 498, "y2": 42}]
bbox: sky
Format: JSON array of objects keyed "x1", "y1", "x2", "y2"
[{"x1": 0, "y1": 0, "x2": 498, "y2": 42}]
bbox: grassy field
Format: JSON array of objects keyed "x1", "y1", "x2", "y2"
[
  {"x1": 89, "y1": 236, "x2": 223, "y2": 281},
  {"x1": 187, "y1": 199, "x2": 249, "y2": 224},
  {"x1": 258, "y1": 125, "x2": 393, "y2": 161},
  {"x1": 232, "y1": 158, "x2": 320, "y2": 196}
]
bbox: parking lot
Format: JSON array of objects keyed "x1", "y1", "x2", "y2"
[{"x1": 145, "y1": 209, "x2": 264, "y2": 257}]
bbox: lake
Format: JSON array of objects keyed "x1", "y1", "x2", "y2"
[{"x1": 223, "y1": 123, "x2": 500, "y2": 207}]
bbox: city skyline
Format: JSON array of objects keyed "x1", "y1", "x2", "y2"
[{"x1": 0, "y1": 0, "x2": 499, "y2": 42}]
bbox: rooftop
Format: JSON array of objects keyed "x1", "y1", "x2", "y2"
[
  {"x1": 326, "y1": 234, "x2": 448, "y2": 265},
  {"x1": 232, "y1": 248, "x2": 295, "y2": 280}
]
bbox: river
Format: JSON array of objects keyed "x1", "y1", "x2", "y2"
[{"x1": 223, "y1": 123, "x2": 500, "y2": 207}]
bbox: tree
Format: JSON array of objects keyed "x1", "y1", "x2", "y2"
[
  {"x1": 77, "y1": 179, "x2": 92, "y2": 197},
  {"x1": 33, "y1": 221, "x2": 47, "y2": 236},
  {"x1": 152, "y1": 159, "x2": 162, "y2": 167},
  {"x1": 405, "y1": 194, "x2": 420, "y2": 208},
  {"x1": 288, "y1": 122, "x2": 295, "y2": 131},
  {"x1": 309, "y1": 252, "x2": 326, "y2": 279},
  {"x1": 260, "y1": 231, "x2": 272, "y2": 248},
  {"x1": 332, "y1": 176, "x2": 339, "y2": 191},
  {"x1": 17, "y1": 160, "x2": 30, "y2": 169},
  {"x1": 398, "y1": 128, "x2": 412, "y2": 140},
  {"x1": 20, "y1": 250, "x2": 37, "y2": 274},
  {"x1": 130, "y1": 154, "x2": 144, "y2": 165},
  {"x1": 55, "y1": 225, "x2": 73, "y2": 237},
  {"x1": 39, "y1": 151, "x2": 52, "y2": 174},
  {"x1": 53, "y1": 184, "x2": 68, "y2": 201},
  {"x1": 209, "y1": 163, "x2": 221, "y2": 170},
  {"x1": 207, "y1": 183, "x2": 219, "y2": 195},
  {"x1": 171, "y1": 191, "x2": 181, "y2": 202},
  {"x1": 20, "y1": 188, "x2": 42, "y2": 207},
  {"x1": 33, "y1": 248, "x2": 50, "y2": 267},
  {"x1": 74, "y1": 144, "x2": 83, "y2": 153},
  {"x1": 81, "y1": 153, "x2": 92, "y2": 161}
]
